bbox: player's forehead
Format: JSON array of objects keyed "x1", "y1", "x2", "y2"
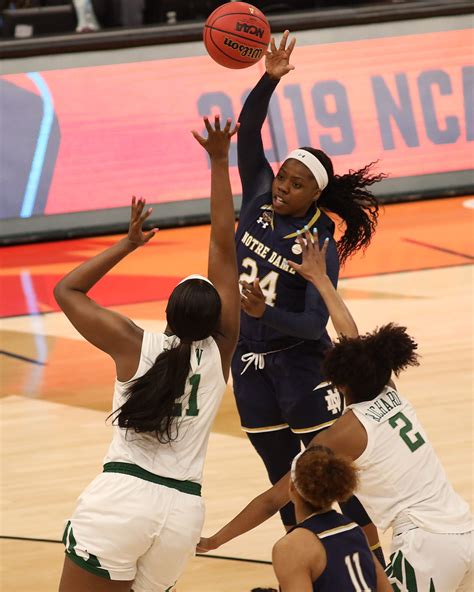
[{"x1": 279, "y1": 159, "x2": 314, "y2": 181}]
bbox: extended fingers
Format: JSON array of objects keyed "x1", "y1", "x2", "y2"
[
  {"x1": 287, "y1": 259, "x2": 300, "y2": 272},
  {"x1": 131, "y1": 197, "x2": 152, "y2": 225},
  {"x1": 198, "y1": 115, "x2": 238, "y2": 137},
  {"x1": 229, "y1": 120, "x2": 240, "y2": 137},
  {"x1": 140, "y1": 206, "x2": 153, "y2": 223},
  {"x1": 279, "y1": 30, "x2": 289, "y2": 50},
  {"x1": 287, "y1": 36, "x2": 296, "y2": 56},
  {"x1": 223, "y1": 117, "x2": 239, "y2": 137},
  {"x1": 191, "y1": 129, "x2": 206, "y2": 146},
  {"x1": 240, "y1": 280, "x2": 263, "y2": 298},
  {"x1": 223, "y1": 117, "x2": 231, "y2": 134},
  {"x1": 203, "y1": 116, "x2": 212, "y2": 133},
  {"x1": 304, "y1": 229, "x2": 315, "y2": 245},
  {"x1": 132, "y1": 196, "x2": 146, "y2": 219},
  {"x1": 240, "y1": 280, "x2": 253, "y2": 296},
  {"x1": 144, "y1": 228, "x2": 159, "y2": 242},
  {"x1": 240, "y1": 292, "x2": 261, "y2": 314},
  {"x1": 321, "y1": 236, "x2": 329, "y2": 256}
]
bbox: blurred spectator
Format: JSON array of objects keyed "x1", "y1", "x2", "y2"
[
  {"x1": 72, "y1": 0, "x2": 99, "y2": 32},
  {"x1": 113, "y1": 0, "x2": 144, "y2": 27},
  {"x1": 0, "y1": 0, "x2": 425, "y2": 39},
  {"x1": 1, "y1": 0, "x2": 40, "y2": 7},
  {"x1": 90, "y1": 0, "x2": 145, "y2": 27}
]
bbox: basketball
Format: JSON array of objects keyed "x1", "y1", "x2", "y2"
[{"x1": 203, "y1": 2, "x2": 271, "y2": 69}]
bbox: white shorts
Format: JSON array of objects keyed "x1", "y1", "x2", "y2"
[
  {"x1": 62, "y1": 467, "x2": 205, "y2": 592},
  {"x1": 386, "y1": 527, "x2": 473, "y2": 592}
]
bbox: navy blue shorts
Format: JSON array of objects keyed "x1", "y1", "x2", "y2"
[{"x1": 231, "y1": 340, "x2": 343, "y2": 434}]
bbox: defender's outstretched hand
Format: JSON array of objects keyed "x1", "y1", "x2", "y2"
[
  {"x1": 192, "y1": 115, "x2": 239, "y2": 160},
  {"x1": 288, "y1": 229, "x2": 329, "y2": 286},
  {"x1": 128, "y1": 196, "x2": 158, "y2": 246},
  {"x1": 265, "y1": 29, "x2": 296, "y2": 80}
]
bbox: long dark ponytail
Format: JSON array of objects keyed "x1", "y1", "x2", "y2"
[
  {"x1": 111, "y1": 279, "x2": 221, "y2": 443},
  {"x1": 302, "y1": 148, "x2": 385, "y2": 264}
]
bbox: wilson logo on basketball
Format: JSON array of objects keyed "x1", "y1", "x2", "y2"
[
  {"x1": 235, "y1": 21, "x2": 265, "y2": 38},
  {"x1": 223, "y1": 37, "x2": 263, "y2": 59}
]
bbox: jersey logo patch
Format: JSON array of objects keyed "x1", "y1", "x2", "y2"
[
  {"x1": 257, "y1": 209, "x2": 273, "y2": 229},
  {"x1": 325, "y1": 387, "x2": 342, "y2": 415}
]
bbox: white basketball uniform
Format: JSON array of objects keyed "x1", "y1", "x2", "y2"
[
  {"x1": 346, "y1": 386, "x2": 473, "y2": 592},
  {"x1": 63, "y1": 332, "x2": 226, "y2": 592}
]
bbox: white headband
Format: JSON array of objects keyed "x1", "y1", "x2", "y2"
[
  {"x1": 290, "y1": 450, "x2": 306, "y2": 497},
  {"x1": 178, "y1": 274, "x2": 214, "y2": 287},
  {"x1": 285, "y1": 149, "x2": 329, "y2": 191}
]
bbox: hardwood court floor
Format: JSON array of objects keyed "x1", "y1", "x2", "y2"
[{"x1": 1, "y1": 196, "x2": 473, "y2": 591}]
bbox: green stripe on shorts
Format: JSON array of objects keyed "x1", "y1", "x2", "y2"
[
  {"x1": 386, "y1": 549, "x2": 434, "y2": 592},
  {"x1": 62, "y1": 522, "x2": 111, "y2": 580},
  {"x1": 103, "y1": 462, "x2": 202, "y2": 496}
]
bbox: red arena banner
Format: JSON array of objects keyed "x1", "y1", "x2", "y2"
[{"x1": 1, "y1": 29, "x2": 472, "y2": 218}]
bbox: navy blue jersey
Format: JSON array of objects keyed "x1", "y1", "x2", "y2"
[
  {"x1": 236, "y1": 73, "x2": 339, "y2": 351},
  {"x1": 291, "y1": 510, "x2": 377, "y2": 592}
]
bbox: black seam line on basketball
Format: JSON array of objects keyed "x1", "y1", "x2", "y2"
[
  {"x1": 207, "y1": 31, "x2": 254, "y2": 64},
  {"x1": 0, "y1": 350, "x2": 46, "y2": 365},
  {"x1": 402, "y1": 238, "x2": 474, "y2": 260},
  {"x1": 208, "y1": 11, "x2": 269, "y2": 28},
  {"x1": 0, "y1": 536, "x2": 272, "y2": 564},
  {"x1": 204, "y1": 24, "x2": 269, "y2": 48}
]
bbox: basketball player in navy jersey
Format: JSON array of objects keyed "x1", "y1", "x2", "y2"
[
  {"x1": 232, "y1": 30, "x2": 385, "y2": 560},
  {"x1": 200, "y1": 230, "x2": 473, "y2": 592},
  {"x1": 272, "y1": 445, "x2": 391, "y2": 592}
]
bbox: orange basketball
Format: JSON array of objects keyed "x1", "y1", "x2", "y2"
[{"x1": 203, "y1": 2, "x2": 271, "y2": 69}]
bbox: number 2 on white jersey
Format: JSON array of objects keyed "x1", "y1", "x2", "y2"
[
  {"x1": 240, "y1": 257, "x2": 279, "y2": 307},
  {"x1": 389, "y1": 411, "x2": 425, "y2": 452},
  {"x1": 345, "y1": 552, "x2": 371, "y2": 591}
]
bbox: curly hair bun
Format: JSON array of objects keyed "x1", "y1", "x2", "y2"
[{"x1": 294, "y1": 445, "x2": 358, "y2": 510}]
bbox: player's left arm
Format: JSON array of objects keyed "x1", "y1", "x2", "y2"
[
  {"x1": 192, "y1": 116, "x2": 240, "y2": 381},
  {"x1": 197, "y1": 472, "x2": 290, "y2": 552},
  {"x1": 288, "y1": 229, "x2": 358, "y2": 338},
  {"x1": 53, "y1": 198, "x2": 156, "y2": 376}
]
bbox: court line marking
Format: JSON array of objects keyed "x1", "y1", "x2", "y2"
[
  {"x1": 0, "y1": 535, "x2": 272, "y2": 565},
  {"x1": 21, "y1": 72, "x2": 54, "y2": 219},
  {"x1": 0, "y1": 261, "x2": 472, "y2": 321},
  {"x1": 402, "y1": 238, "x2": 474, "y2": 260},
  {"x1": 0, "y1": 350, "x2": 46, "y2": 365}
]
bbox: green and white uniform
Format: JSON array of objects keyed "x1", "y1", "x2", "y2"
[
  {"x1": 346, "y1": 386, "x2": 473, "y2": 592},
  {"x1": 63, "y1": 332, "x2": 226, "y2": 591}
]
